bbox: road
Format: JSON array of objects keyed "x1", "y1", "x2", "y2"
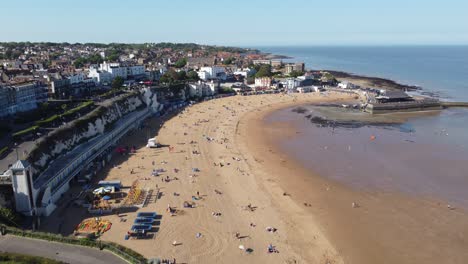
[{"x1": 0, "y1": 235, "x2": 127, "y2": 264}]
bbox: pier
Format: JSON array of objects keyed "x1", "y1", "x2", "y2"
[{"x1": 365, "y1": 98, "x2": 442, "y2": 114}]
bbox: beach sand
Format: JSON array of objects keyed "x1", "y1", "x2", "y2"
[
  {"x1": 42, "y1": 92, "x2": 349, "y2": 263},
  {"x1": 42, "y1": 91, "x2": 468, "y2": 263}
]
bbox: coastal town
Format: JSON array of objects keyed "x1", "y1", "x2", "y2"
[{"x1": 0, "y1": 42, "x2": 461, "y2": 264}]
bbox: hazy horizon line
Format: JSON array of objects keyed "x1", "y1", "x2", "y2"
[{"x1": 0, "y1": 40, "x2": 467, "y2": 48}]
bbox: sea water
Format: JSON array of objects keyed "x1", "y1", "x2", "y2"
[{"x1": 258, "y1": 45, "x2": 468, "y2": 101}]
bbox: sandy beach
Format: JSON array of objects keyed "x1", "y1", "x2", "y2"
[
  {"x1": 41, "y1": 91, "x2": 468, "y2": 264},
  {"x1": 42, "y1": 92, "x2": 351, "y2": 263}
]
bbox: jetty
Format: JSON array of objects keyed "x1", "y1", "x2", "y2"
[
  {"x1": 363, "y1": 90, "x2": 468, "y2": 114},
  {"x1": 365, "y1": 98, "x2": 442, "y2": 114}
]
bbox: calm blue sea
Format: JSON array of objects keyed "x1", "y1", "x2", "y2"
[{"x1": 257, "y1": 46, "x2": 468, "y2": 101}]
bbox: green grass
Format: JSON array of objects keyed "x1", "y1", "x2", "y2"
[
  {"x1": 61, "y1": 101, "x2": 94, "y2": 117},
  {"x1": 12, "y1": 126, "x2": 39, "y2": 138},
  {"x1": 0, "y1": 146, "x2": 8, "y2": 156},
  {"x1": 35, "y1": 115, "x2": 59, "y2": 126},
  {"x1": 0, "y1": 252, "x2": 64, "y2": 264}
]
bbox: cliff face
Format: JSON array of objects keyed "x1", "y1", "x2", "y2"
[{"x1": 27, "y1": 90, "x2": 158, "y2": 178}]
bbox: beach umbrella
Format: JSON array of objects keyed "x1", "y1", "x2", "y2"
[{"x1": 102, "y1": 195, "x2": 111, "y2": 200}]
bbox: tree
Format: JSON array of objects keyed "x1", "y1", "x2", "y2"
[
  {"x1": 255, "y1": 64, "x2": 272, "y2": 78},
  {"x1": 106, "y1": 54, "x2": 119, "y2": 62},
  {"x1": 88, "y1": 54, "x2": 103, "y2": 64},
  {"x1": 187, "y1": 70, "x2": 200, "y2": 81},
  {"x1": 174, "y1": 58, "x2": 187, "y2": 68},
  {"x1": 223, "y1": 57, "x2": 235, "y2": 65},
  {"x1": 0, "y1": 207, "x2": 20, "y2": 226},
  {"x1": 112, "y1": 76, "x2": 124, "y2": 89},
  {"x1": 289, "y1": 70, "x2": 304, "y2": 78},
  {"x1": 73, "y1": 57, "x2": 87, "y2": 68},
  {"x1": 160, "y1": 69, "x2": 178, "y2": 83},
  {"x1": 4, "y1": 49, "x2": 12, "y2": 59}
]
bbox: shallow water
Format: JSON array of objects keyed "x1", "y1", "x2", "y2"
[{"x1": 266, "y1": 106, "x2": 468, "y2": 209}]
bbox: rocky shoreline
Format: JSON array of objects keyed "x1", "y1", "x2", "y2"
[{"x1": 324, "y1": 70, "x2": 421, "y2": 91}]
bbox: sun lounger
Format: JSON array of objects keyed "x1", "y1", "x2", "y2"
[
  {"x1": 131, "y1": 224, "x2": 152, "y2": 231},
  {"x1": 137, "y1": 212, "x2": 157, "y2": 218},
  {"x1": 134, "y1": 217, "x2": 155, "y2": 224}
]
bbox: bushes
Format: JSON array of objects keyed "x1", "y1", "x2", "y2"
[
  {"x1": 2, "y1": 226, "x2": 147, "y2": 263},
  {"x1": 0, "y1": 208, "x2": 20, "y2": 226},
  {"x1": 105, "y1": 242, "x2": 147, "y2": 263}
]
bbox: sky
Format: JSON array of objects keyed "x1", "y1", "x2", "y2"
[{"x1": 1, "y1": 0, "x2": 467, "y2": 46}]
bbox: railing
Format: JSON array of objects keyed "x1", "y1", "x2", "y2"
[{"x1": 0, "y1": 225, "x2": 147, "y2": 264}]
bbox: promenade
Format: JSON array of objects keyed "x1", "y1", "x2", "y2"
[{"x1": 0, "y1": 235, "x2": 127, "y2": 264}]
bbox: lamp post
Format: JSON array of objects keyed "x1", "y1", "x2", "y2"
[{"x1": 14, "y1": 142, "x2": 19, "y2": 161}]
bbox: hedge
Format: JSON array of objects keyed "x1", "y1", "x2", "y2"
[
  {"x1": 2, "y1": 226, "x2": 147, "y2": 264},
  {"x1": 35, "y1": 101, "x2": 95, "y2": 127},
  {"x1": 61, "y1": 101, "x2": 94, "y2": 117},
  {"x1": 12, "y1": 125, "x2": 39, "y2": 138},
  {"x1": 36, "y1": 115, "x2": 59, "y2": 126},
  {"x1": 0, "y1": 146, "x2": 8, "y2": 156}
]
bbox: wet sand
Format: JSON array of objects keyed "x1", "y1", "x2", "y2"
[{"x1": 256, "y1": 105, "x2": 468, "y2": 264}]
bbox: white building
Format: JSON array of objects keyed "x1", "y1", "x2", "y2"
[
  {"x1": 0, "y1": 82, "x2": 48, "y2": 117},
  {"x1": 197, "y1": 71, "x2": 209, "y2": 81},
  {"x1": 285, "y1": 78, "x2": 302, "y2": 90},
  {"x1": 233, "y1": 68, "x2": 255, "y2": 77},
  {"x1": 188, "y1": 81, "x2": 219, "y2": 97},
  {"x1": 198, "y1": 66, "x2": 225, "y2": 80},
  {"x1": 88, "y1": 68, "x2": 112, "y2": 84},
  {"x1": 127, "y1": 65, "x2": 145, "y2": 76},
  {"x1": 66, "y1": 72, "x2": 85, "y2": 84},
  {"x1": 254, "y1": 77, "x2": 272, "y2": 89},
  {"x1": 338, "y1": 81, "x2": 355, "y2": 89},
  {"x1": 88, "y1": 62, "x2": 145, "y2": 84}
]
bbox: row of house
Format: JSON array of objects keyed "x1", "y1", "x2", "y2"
[
  {"x1": 88, "y1": 62, "x2": 146, "y2": 84},
  {"x1": 0, "y1": 81, "x2": 48, "y2": 117},
  {"x1": 188, "y1": 81, "x2": 219, "y2": 97}
]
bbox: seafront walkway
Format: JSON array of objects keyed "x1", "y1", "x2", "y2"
[{"x1": 0, "y1": 235, "x2": 127, "y2": 264}]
